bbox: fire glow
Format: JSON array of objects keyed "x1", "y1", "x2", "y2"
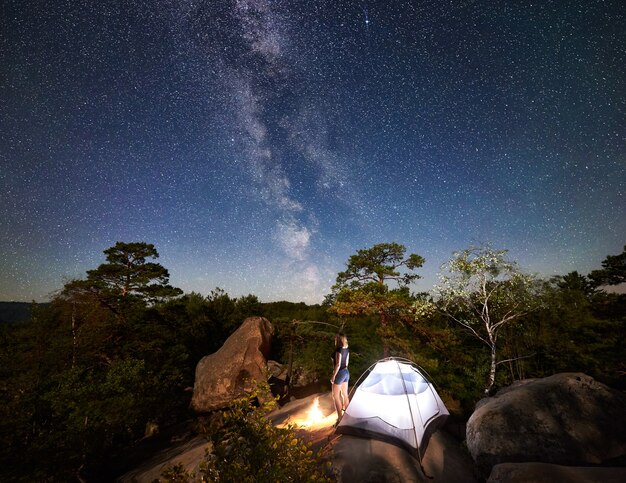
[{"x1": 277, "y1": 397, "x2": 336, "y2": 429}]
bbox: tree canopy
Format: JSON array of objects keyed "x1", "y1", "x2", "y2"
[
  {"x1": 328, "y1": 242, "x2": 424, "y2": 356},
  {"x1": 552, "y1": 271, "x2": 596, "y2": 297},
  {"x1": 420, "y1": 245, "x2": 541, "y2": 395},
  {"x1": 62, "y1": 242, "x2": 182, "y2": 318},
  {"x1": 589, "y1": 245, "x2": 626, "y2": 287}
]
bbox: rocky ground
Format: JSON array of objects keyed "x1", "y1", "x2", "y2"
[
  {"x1": 119, "y1": 392, "x2": 476, "y2": 482},
  {"x1": 269, "y1": 392, "x2": 477, "y2": 483}
]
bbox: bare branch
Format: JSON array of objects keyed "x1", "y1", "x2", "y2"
[{"x1": 496, "y1": 353, "x2": 536, "y2": 366}]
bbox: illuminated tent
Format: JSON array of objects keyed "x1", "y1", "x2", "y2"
[{"x1": 336, "y1": 357, "x2": 449, "y2": 462}]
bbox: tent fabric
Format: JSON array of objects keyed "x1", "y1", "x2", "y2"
[{"x1": 335, "y1": 358, "x2": 449, "y2": 459}]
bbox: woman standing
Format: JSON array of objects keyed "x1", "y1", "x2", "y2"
[{"x1": 331, "y1": 333, "x2": 350, "y2": 423}]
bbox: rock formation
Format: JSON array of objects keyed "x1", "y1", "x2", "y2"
[
  {"x1": 487, "y1": 462, "x2": 626, "y2": 483},
  {"x1": 191, "y1": 316, "x2": 274, "y2": 413},
  {"x1": 466, "y1": 373, "x2": 626, "y2": 476}
]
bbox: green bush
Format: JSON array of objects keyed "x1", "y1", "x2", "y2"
[
  {"x1": 157, "y1": 462, "x2": 196, "y2": 482},
  {"x1": 201, "y1": 390, "x2": 334, "y2": 482}
]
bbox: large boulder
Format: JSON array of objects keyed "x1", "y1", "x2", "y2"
[
  {"x1": 466, "y1": 373, "x2": 626, "y2": 476},
  {"x1": 191, "y1": 317, "x2": 274, "y2": 413},
  {"x1": 488, "y1": 462, "x2": 626, "y2": 483}
]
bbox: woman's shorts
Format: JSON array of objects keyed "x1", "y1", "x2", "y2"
[{"x1": 333, "y1": 368, "x2": 350, "y2": 385}]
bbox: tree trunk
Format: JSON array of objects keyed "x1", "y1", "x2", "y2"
[
  {"x1": 485, "y1": 344, "x2": 497, "y2": 395},
  {"x1": 71, "y1": 302, "x2": 77, "y2": 368},
  {"x1": 286, "y1": 321, "x2": 295, "y2": 394},
  {"x1": 380, "y1": 310, "x2": 389, "y2": 357}
]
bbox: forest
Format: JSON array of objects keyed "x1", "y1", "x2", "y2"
[{"x1": 1, "y1": 241, "x2": 624, "y2": 482}]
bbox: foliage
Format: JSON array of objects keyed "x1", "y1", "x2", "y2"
[
  {"x1": 590, "y1": 291, "x2": 626, "y2": 322},
  {"x1": 0, "y1": 242, "x2": 194, "y2": 481},
  {"x1": 158, "y1": 462, "x2": 196, "y2": 482},
  {"x1": 61, "y1": 242, "x2": 183, "y2": 321},
  {"x1": 161, "y1": 289, "x2": 263, "y2": 366},
  {"x1": 202, "y1": 390, "x2": 333, "y2": 482},
  {"x1": 552, "y1": 271, "x2": 597, "y2": 297},
  {"x1": 41, "y1": 360, "x2": 147, "y2": 471},
  {"x1": 88, "y1": 242, "x2": 182, "y2": 301},
  {"x1": 327, "y1": 242, "x2": 424, "y2": 356},
  {"x1": 0, "y1": 301, "x2": 39, "y2": 324},
  {"x1": 2, "y1": 240, "x2": 625, "y2": 480},
  {"x1": 589, "y1": 244, "x2": 626, "y2": 287},
  {"x1": 0, "y1": 304, "x2": 194, "y2": 480},
  {"x1": 525, "y1": 280, "x2": 625, "y2": 388},
  {"x1": 283, "y1": 320, "x2": 341, "y2": 383},
  {"x1": 408, "y1": 305, "x2": 487, "y2": 412},
  {"x1": 260, "y1": 301, "x2": 329, "y2": 326},
  {"x1": 268, "y1": 313, "x2": 383, "y2": 397},
  {"x1": 332, "y1": 242, "x2": 424, "y2": 290},
  {"x1": 418, "y1": 245, "x2": 542, "y2": 395}
]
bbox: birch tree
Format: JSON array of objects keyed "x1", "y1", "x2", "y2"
[{"x1": 424, "y1": 245, "x2": 540, "y2": 395}]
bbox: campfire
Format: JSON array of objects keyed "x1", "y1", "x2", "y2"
[{"x1": 277, "y1": 396, "x2": 336, "y2": 429}]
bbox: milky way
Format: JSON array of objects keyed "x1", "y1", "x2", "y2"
[{"x1": 1, "y1": 0, "x2": 625, "y2": 303}]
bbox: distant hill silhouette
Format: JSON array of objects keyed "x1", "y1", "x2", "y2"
[{"x1": 0, "y1": 302, "x2": 42, "y2": 324}]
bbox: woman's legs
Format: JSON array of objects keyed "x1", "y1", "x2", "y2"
[
  {"x1": 332, "y1": 383, "x2": 343, "y2": 418},
  {"x1": 340, "y1": 381, "x2": 350, "y2": 410}
]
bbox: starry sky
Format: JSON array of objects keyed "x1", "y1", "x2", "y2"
[{"x1": 1, "y1": 0, "x2": 625, "y2": 303}]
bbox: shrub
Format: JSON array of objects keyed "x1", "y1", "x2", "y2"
[{"x1": 201, "y1": 390, "x2": 333, "y2": 482}]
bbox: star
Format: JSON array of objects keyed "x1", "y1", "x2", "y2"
[{"x1": 0, "y1": 0, "x2": 624, "y2": 303}]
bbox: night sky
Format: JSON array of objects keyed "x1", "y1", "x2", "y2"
[{"x1": 1, "y1": 0, "x2": 625, "y2": 303}]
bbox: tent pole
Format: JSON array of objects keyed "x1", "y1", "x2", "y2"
[{"x1": 394, "y1": 358, "x2": 433, "y2": 479}]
